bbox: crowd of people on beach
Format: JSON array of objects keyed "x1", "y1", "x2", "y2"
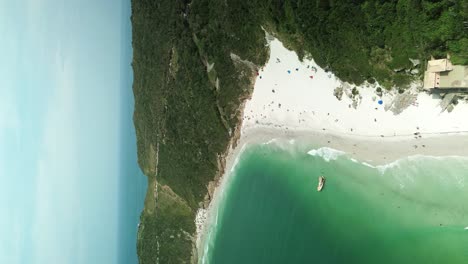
[{"x1": 244, "y1": 55, "x2": 436, "y2": 156}]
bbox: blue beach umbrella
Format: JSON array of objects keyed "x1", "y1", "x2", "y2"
[
  {"x1": 378, "y1": 100, "x2": 383, "y2": 105},
  {"x1": 287, "y1": 70, "x2": 291, "y2": 74}
]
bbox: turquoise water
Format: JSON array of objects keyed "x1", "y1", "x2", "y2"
[
  {"x1": 205, "y1": 143, "x2": 468, "y2": 263},
  {"x1": 0, "y1": 1, "x2": 146, "y2": 263}
]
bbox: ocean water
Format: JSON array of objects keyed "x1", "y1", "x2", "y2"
[
  {"x1": 117, "y1": 1, "x2": 148, "y2": 263},
  {"x1": 0, "y1": 0, "x2": 146, "y2": 263},
  {"x1": 204, "y1": 142, "x2": 468, "y2": 263}
]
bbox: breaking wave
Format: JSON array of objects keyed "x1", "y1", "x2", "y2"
[
  {"x1": 375, "y1": 155, "x2": 468, "y2": 175},
  {"x1": 307, "y1": 147, "x2": 345, "y2": 162}
]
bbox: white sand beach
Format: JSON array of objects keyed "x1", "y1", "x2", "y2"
[
  {"x1": 244, "y1": 39, "x2": 468, "y2": 138},
  {"x1": 197, "y1": 37, "x2": 468, "y2": 260}
]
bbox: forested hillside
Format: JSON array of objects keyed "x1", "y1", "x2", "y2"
[
  {"x1": 132, "y1": 0, "x2": 267, "y2": 262},
  {"x1": 261, "y1": 0, "x2": 467, "y2": 87},
  {"x1": 131, "y1": 0, "x2": 467, "y2": 263}
]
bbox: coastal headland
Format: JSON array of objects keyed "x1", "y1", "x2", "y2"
[{"x1": 130, "y1": 1, "x2": 467, "y2": 262}]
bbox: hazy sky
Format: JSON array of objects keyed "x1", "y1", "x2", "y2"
[{"x1": 0, "y1": 0, "x2": 132, "y2": 263}]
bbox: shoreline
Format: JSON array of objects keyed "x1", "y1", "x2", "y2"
[
  {"x1": 200, "y1": 127, "x2": 468, "y2": 263},
  {"x1": 196, "y1": 37, "x2": 468, "y2": 262},
  {"x1": 197, "y1": 126, "x2": 468, "y2": 262},
  {"x1": 241, "y1": 126, "x2": 468, "y2": 164}
]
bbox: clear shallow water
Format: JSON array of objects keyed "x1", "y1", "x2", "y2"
[{"x1": 205, "y1": 143, "x2": 468, "y2": 263}]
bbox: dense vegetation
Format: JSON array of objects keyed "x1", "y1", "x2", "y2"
[
  {"x1": 261, "y1": 0, "x2": 467, "y2": 87},
  {"x1": 131, "y1": 0, "x2": 467, "y2": 263},
  {"x1": 132, "y1": 0, "x2": 267, "y2": 263}
]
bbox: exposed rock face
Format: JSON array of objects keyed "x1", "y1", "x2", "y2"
[
  {"x1": 351, "y1": 100, "x2": 358, "y2": 109},
  {"x1": 440, "y1": 93, "x2": 457, "y2": 113},
  {"x1": 337, "y1": 83, "x2": 363, "y2": 109},
  {"x1": 409, "y1": 58, "x2": 421, "y2": 67},
  {"x1": 196, "y1": 53, "x2": 259, "y2": 258},
  {"x1": 375, "y1": 87, "x2": 383, "y2": 97},
  {"x1": 230, "y1": 53, "x2": 258, "y2": 73},
  {"x1": 447, "y1": 104, "x2": 455, "y2": 113},
  {"x1": 387, "y1": 91, "x2": 418, "y2": 115},
  {"x1": 334, "y1": 86, "x2": 344, "y2": 100}
]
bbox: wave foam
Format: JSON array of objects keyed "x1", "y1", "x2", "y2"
[
  {"x1": 361, "y1": 162, "x2": 376, "y2": 169},
  {"x1": 362, "y1": 156, "x2": 423, "y2": 175},
  {"x1": 307, "y1": 147, "x2": 345, "y2": 162},
  {"x1": 361, "y1": 154, "x2": 468, "y2": 175},
  {"x1": 262, "y1": 138, "x2": 278, "y2": 145},
  {"x1": 376, "y1": 160, "x2": 402, "y2": 175}
]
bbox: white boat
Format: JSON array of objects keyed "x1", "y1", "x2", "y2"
[{"x1": 317, "y1": 176, "x2": 325, "y2": 192}]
